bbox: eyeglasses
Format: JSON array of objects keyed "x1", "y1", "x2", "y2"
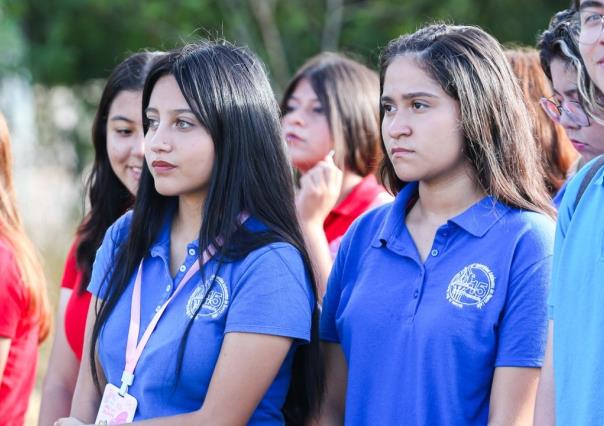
[
  {"x1": 578, "y1": 10, "x2": 604, "y2": 45},
  {"x1": 539, "y1": 96, "x2": 590, "y2": 127}
]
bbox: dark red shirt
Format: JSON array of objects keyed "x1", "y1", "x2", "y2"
[
  {"x1": 324, "y1": 174, "x2": 391, "y2": 257},
  {"x1": 61, "y1": 240, "x2": 90, "y2": 361},
  {"x1": 0, "y1": 238, "x2": 38, "y2": 426}
]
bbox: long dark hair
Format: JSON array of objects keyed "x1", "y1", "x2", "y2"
[
  {"x1": 90, "y1": 41, "x2": 324, "y2": 424},
  {"x1": 379, "y1": 24, "x2": 556, "y2": 218},
  {"x1": 75, "y1": 51, "x2": 161, "y2": 294},
  {"x1": 280, "y1": 52, "x2": 382, "y2": 176}
]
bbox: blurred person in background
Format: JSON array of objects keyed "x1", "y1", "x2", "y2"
[
  {"x1": 39, "y1": 51, "x2": 162, "y2": 425},
  {"x1": 505, "y1": 47, "x2": 579, "y2": 205},
  {"x1": 281, "y1": 53, "x2": 391, "y2": 299},
  {"x1": 0, "y1": 111, "x2": 51, "y2": 426}
]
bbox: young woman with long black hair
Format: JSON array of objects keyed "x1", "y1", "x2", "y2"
[
  {"x1": 40, "y1": 51, "x2": 161, "y2": 425},
  {"x1": 319, "y1": 24, "x2": 555, "y2": 425},
  {"x1": 55, "y1": 41, "x2": 323, "y2": 425}
]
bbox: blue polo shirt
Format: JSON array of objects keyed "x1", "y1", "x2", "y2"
[
  {"x1": 549, "y1": 156, "x2": 604, "y2": 425},
  {"x1": 88, "y1": 209, "x2": 314, "y2": 423},
  {"x1": 320, "y1": 182, "x2": 553, "y2": 425}
]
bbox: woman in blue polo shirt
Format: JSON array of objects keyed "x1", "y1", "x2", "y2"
[
  {"x1": 319, "y1": 24, "x2": 555, "y2": 425},
  {"x1": 56, "y1": 42, "x2": 323, "y2": 425}
]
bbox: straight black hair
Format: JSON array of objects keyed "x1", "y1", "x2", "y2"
[
  {"x1": 89, "y1": 41, "x2": 324, "y2": 424},
  {"x1": 76, "y1": 51, "x2": 162, "y2": 294}
]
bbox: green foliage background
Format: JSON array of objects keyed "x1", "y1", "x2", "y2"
[{"x1": 2, "y1": 0, "x2": 571, "y2": 88}]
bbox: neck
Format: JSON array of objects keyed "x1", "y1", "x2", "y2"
[
  {"x1": 337, "y1": 170, "x2": 363, "y2": 205},
  {"x1": 173, "y1": 192, "x2": 206, "y2": 243},
  {"x1": 415, "y1": 165, "x2": 485, "y2": 222}
]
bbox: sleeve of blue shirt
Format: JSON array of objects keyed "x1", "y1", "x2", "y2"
[
  {"x1": 548, "y1": 158, "x2": 600, "y2": 320},
  {"x1": 224, "y1": 243, "x2": 314, "y2": 343},
  {"x1": 495, "y1": 216, "x2": 554, "y2": 367},
  {"x1": 87, "y1": 211, "x2": 133, "y2": 300}
]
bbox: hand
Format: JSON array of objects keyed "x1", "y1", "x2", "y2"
[
  {"x1": 296, "y1": 151, "x2": 343, "y2": 226},
  {"x1": 53, "y1": 417, "x2": 86, "y2": 426}
]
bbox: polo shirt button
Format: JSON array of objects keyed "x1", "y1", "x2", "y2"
[
  {"x1": 414, "y1": 290, "x2": 419, "y2": 298},
  {"x1": 165, "y1": 284, "x2": 171, "y2": 292},
  {"x1": 188, "y1": 248, "x2": 196, "y2": 256},
  {"x1": 179, "y1": 265, "x2": 187, "y2": 272},
  {"x1": 155, "y1": 306, "x2": 161, "y2": 313},
  {"x1": 431, "y1": 249, "x2": 439, "y2": 257}
]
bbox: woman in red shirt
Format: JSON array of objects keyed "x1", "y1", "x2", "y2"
[
  {"x1": 0, "y1": 112, "x2": 51, "y2": 426},
  {"x1": 281, "y1": 53, "x2": 391, "y2": 300},
  {"x1": 38, "y1": 51, "x2": 161, "y2": 425}
]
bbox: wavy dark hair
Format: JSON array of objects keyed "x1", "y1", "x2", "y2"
[
  {"x1": 75, "y1": 51, "x2": 162, "y2": 294},
  {"x1": 89, "y1": 41, "x2": 324, "y2": 424},
  {"x1": 280, "y1": 52, "x2": 382, "y2": 176},
  {"x1": 379, "y1": 24, "x2": 556, "y2": 218}
]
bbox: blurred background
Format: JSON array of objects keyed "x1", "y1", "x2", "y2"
[{"x1": 0, "y1": 0, "x2": 569, "y2": 423}]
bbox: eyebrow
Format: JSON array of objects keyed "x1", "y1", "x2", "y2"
[
  {"x1": 110, "y1": 115, "x2": 135, "y2": 123},
  {"x1": 553, "y1": 88, "x2": 579, "y2": 98},
  {"x1": 288, "y1": 95, "x2": 320, "y2": 103},
  {"x1": 144, "y1": 107, "x2": 194, "y2": 115},
  {"x1": 381, "y1": 92, "x2": 438, "y2": 102},
  {"x1": 580, "y1": 1, "x2": 604, "y2": 10}
]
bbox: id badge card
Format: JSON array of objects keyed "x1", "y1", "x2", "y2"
[{"x1": 95, "y1": 383, "x2": 138, "y2": 425}]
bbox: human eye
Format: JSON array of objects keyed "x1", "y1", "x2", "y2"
[
  {"x1": 175, "y1": 118, "x2": 193, "y2": 130},
  {"x1": 283, "y1": 103, "x2": 296, "y2": 114},
  {"x1": 311, "y1": 103, "x2": 325, "y2": 114},
  {"x1": 115, "y1": 128, "x2": 133, "y2": 136},
  {"x1": 410, "y1": 100, "x2": 429, "y2": 111},
  {"x1": 381, "y1": 102, "x2": 396, "y2": 114},
  {"x1": 146, "y1": 117, "x2": 159, "y2": 131},
  {"x1": 582, "y1": 11, "x2": 603, "y2": 26}
]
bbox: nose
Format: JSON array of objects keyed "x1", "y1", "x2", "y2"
[
  {"x1": 283, "y1": 107, "x2": 304, "y2": 127},
  {"x1": 146, "y1": 124, "x2": 172, "y2": 154},
  {"x1": 385, "y1": 111, "x2": 412, "y2": 140}
]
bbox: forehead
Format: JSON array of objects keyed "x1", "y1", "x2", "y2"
[
  {"x1": 148, "y1": 75, "x2": 188, "y2": 109},
  {"x1": 290, "y1": 78, "x2": 319, "y2": 101},
  {"x1": 109, "y1": 90, "x2": 143, "y2": 117},
  {"x1": 581, "y1": 0, "x2": 604, "y2": 9},
  {"x1": 382, "y1": 55, "x2": 443, "y2": 95}
]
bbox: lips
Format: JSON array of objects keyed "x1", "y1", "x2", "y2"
[
  {"x1": 571, "y1": 139, "x2": 588, "y2": 152},
  {"x1": 127, "y1": 165, "x2": 142, "y2": 180},
  {"x1": 390, "y1": 147, "x2": 414, "y2": 157},
  {"x1": 151, "y1": 160, "x2": 176, "y2": 173},
  {"x1": 285, "y1": 132, "x2": 304, "y2": 144}
]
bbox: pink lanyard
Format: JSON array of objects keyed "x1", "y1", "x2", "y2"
[
  {"x1": 119, "y1": 246, "x2": 214, "y2": 396},
  {"x1": 119, "y1": 213, "x2": 249, "y2": 397}
]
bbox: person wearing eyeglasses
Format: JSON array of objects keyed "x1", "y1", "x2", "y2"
[
  {"x1": 505, "y1": 47, "x2": 579, "y2": 202},
  {"x1": 534, "y1": 3, "x2": 604, "y2": 425},
  {"x1": 537, "y1": 8, "x2": 604, "y2": 207}
]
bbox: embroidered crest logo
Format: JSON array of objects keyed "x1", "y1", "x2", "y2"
[
  {"x1": 186, "y1": 275, "x2": 229, "y2": 319},
  {"x1": 446, "y1": 263, "x2": 495, "y2": 309}
]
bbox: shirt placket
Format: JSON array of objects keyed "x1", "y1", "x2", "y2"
[
  {"x1": 409, "y1": 224, "x2": 451, "y2": 321},
  {"x1": 154, "y1": 244, "x2": 199, "y2": 313}
]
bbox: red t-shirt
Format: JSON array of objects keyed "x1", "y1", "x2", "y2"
[
  {"x1": 61, "y1": 240, "x2": 90, "y2": 361},
  {"x1": 324, "y1": 174, "x2": 391, "y2": 257},
  {"x1": 0, "y1": 239, "x2": 39, "y2": 426}
]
